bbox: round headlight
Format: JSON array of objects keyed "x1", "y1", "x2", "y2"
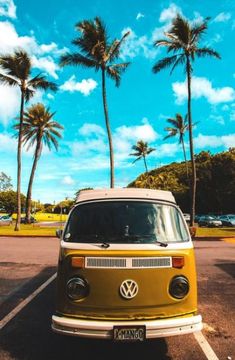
[
  {"x1": 169, "y1": 276, "x2": 189, "y2": 299},
  {"x1": 66, "y1": 277, "x2": 89, "y2": 301}
]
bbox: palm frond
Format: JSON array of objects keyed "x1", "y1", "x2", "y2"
[
  {"x1": 166, "y1": 118, "x2": 179, "y2": 127},
  {"x1": 132, "y1": 156, "x2": 142, "y2": 163},
  {"x1": 163, "y1": 128, "x2": 177, "y2": 140},
  {"x1": 0, "y1": 73, "x2": 19, "y2": 86},
  {"x1": 146, "y1": 147, "x2": 155, "y2": 155},
  {"x1": 25, "y1": 88, "x2": 35, "y2": 102},
  {"x1": 60, "y1": 52, "x2": 98, "y2": 70},
  {"x1": 152, "y1": 55, "x2": 178, "y2": 73},
  {"x1": 106, "y1": 30, "x2": 130, "y2": 63},
  {"x1": 169, "y1": 53, "x2": 185, "y2": 74},
  {"x1": 28, "y1": 75, "x2": 57, "y2": 91},
  {"x1": 195, "y1": 47, "x2": 221, "y2": 60},
  {"x1": 169, "y1": 14, "x2": 190, "y2": 46},
  {"x1": 0, "y1": 50, "x2": 31, "y2": 80},
  {"x1": 106, "y1": 62, "x2": 130, "y2": 87},
  {"x1": 153, "y1": 39, "x2": 173, "y2": 47},
  {"x1": 190, "y1": 17, "x2": 210, "y2": 43}
]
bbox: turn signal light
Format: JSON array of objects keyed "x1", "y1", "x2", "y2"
[
  {"x1": 172, "y1": 256, "x2": 184, "y2": 268},
  {"x1": 71, "y1": 257, "x2": 85, "y2": 268}
]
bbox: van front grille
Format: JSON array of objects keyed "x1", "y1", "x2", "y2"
[{"x1": 85, "y1": 257, "x2": 172, "y2": 269}]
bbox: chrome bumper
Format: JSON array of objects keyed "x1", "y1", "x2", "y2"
[{"x1": 52, "y1": 314, "x2": 202, "y2": 339}]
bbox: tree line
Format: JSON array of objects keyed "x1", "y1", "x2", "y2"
[
  {"x1": 128, "y1": 148, "x2": 235, "y2": 214},
  {"x1": 0, "y1": 14, "x2": 220, "y2": 228}
]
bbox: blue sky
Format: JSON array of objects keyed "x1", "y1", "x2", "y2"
[{"x1": 0, "y1": 0, "x2": 234, "y2": 203}]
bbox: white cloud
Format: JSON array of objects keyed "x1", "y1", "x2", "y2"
[
  {"x1": 62, "y1": 175, "x2": 75, "y2": 185},
  {"x1": 0, "y1": 85, "x2": 20, "y2": 126},
  {"x1": 172, "y1": 76, "x2": 235, "y2": 104},
  {"x1": 71, "y1": 138, "x2": 107, "y2": 156},
  {"x1": 0, "y1": 85, "x2": 43, "y2": 126},
  {"x1": 78, "y1": 123, "x2": 105, "y2": 137},
  {"x1": 209, "y1": 114, "x2": 225, "y2": 125},
  {"x1": 151, "y1": 4, "x2": 181, "y2": 43},
  {"x1": 115, "y1": 119, "x2": 158, "y2": 142},
  {"x1": 31, "y1": 55, "x2": 59, "y2": 79},
  {"x1": 39, "y1": 42, "x2": 58, "y2": 53},
  {"x1": 47, "y1": 93, "x2": 55, "y2": 100},
  {"x1": 136, "y1": 13, "x2": 144, "y2": 20},
  {"x1": 60, "y1": 76, "x2": 97, "y2": 96},
  {"x1": 213, "y1": 12, "x2": 231, "y2": 23},
  {"x1": 68, "y1": 154, "x2": 109, "y2": 171},
  {"x1": 157, "y1": 143, "x2": 179, "y2": 157},
  {"x1": 120, "y1": 27, "x2": 157, "y2": 60},
  {"x1": 194, "y1": 133, "x2": 235, "y2": 149},
  {"x1": 0, "y1": 21, "x2": 65, "y2": 79},
  {"x1": 0, "y1": 132, "x2": 16, "y2": 151},
  {"x1": 0, "y1": 21, "x2": 37, "y2": 53},
  {"x1": 0, "y1": 0, "x2": 16, "y2": 19},
  {"x1": 67, "y1": 119, "x2": 159, "y2": 170},
  {"x1": 159, "y1": 3, "x2": 181, "y2": 23},
  {"x1": 113, "y1": 119, "x2": 159, "y2": 163}
]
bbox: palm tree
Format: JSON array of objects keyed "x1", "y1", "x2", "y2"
[
  {"x1": 152, "y1": 14, "x2": 220, "y2": 225},
  {"x1": 130, "y1": 140, "x2": 155, "y2": 173},
  {"x1": 0, "y1": 50, "x2": 57, "y2": 230},
  {"x1": 14, "y1": 103, "x2": 63, "y2": 223},
  {"x1": 60, "y1": 17, "x2": 130, "y2": 188},
  {"x1": 164, "y1": 113, "x2": 189, "y2": 177}
]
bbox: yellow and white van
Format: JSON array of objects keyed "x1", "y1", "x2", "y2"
[{"x1": 52, "y1": 188, "x2": 202, "y2": 341}]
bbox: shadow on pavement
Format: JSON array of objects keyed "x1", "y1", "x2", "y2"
[
  {"x1": 0, "y1": 282, "x2": 171, "y2": 360},
  {"x1": 216, "y1": 261, "x2": 235, "y2": 279},
  {"x1": 0, "y1": 266, "x2": 56, "y2": 321}
]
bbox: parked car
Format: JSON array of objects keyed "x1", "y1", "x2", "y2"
[
  {"x1": 20, "y1": 216, "x2": 36, "y2": 224},
  {"x1": 52, "y1": 188, "x2": 202, "y2": 341},
  {"x1": 0, "y1": 215, "x2": 13, "y2": 226},
  {"x1": 194, "y1": 214, "x2": 202, "y2": 223},
  {"x1": 183, "y1": 213, "x2": 190, "y2": 222},
  {"x1": 219, "y1": 214, "x2": 235, "y2": 227},
  {"x1": 198, "y1": 215, "x2": 222, "y2": 227}
]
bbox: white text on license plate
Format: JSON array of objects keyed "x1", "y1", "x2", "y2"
[{"x1": 113, "y1": 326, "x2": 146, "y2": 341}]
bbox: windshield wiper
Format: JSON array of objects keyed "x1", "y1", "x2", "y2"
[
  {"x1": 154, "y1": 240, "x2": 168, "y2": 247},
  {"x1": 119, "y1": 234, "x2": 168, "y2": 247}
]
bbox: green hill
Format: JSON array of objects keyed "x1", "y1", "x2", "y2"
[{"x1": 128, "y1": 148, "x2": 235, "y2": 214}]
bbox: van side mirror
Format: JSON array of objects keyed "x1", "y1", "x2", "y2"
[{"x1": 56, "y1": 229, "x2": 63, "y2": 239}]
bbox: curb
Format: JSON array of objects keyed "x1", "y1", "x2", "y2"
[{"x1": 194, "y1": 236, "x2": 235, "y2": 241}]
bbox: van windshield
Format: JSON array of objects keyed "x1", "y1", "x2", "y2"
[{"x1": 64, "y1": 201, "x2": 189, "y2": 244}]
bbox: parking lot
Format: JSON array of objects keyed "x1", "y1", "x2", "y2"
[{"x1": 0, "y1": 236, "x2": 234, "y2": 360}]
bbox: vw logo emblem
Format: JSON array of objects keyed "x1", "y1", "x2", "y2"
[{"x1": 120, "y1": 279, "x2": 138, "y2": 299}]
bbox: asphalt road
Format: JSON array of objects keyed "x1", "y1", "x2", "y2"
[{"x1": 0, "y1": 237, "x2": 234, "y2": 360}]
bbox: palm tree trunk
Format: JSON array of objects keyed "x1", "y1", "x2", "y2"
[
  {"x1": 14, "y1": 89, "x2": 24, "y2": 231},
  {"x1": 186, "y1": 56, "x2": 196, "y2": 227},
  {"x1": 143, "y1": 155, "x2": 148, "y2": 173},
  {"x1": 101, "y1": 68, "x2": 114, "y2": 188},
  {"x1": 25, "y1": 137, "x2": 42, "y2": 223},
  {"x1": 181, "y1": 139, "x2": 189, "y2": 178}
]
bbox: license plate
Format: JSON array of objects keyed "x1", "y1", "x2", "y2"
[{"x1": 113, "y1": 325, "x2": 146, "y2": 342}]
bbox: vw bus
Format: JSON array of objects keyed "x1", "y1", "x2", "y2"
[{"x1": 52, "y1": 188, "x2": 202, "y2": 341}]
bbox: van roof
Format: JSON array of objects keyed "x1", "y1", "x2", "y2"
[{"x1": 76, "y1": 188, "x2": 176, "y2": 204}]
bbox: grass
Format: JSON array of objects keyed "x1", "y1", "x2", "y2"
[
  {"x1": 8, "y1": 212, "x2": 68, "y2": 222},
  {"x1": 0, "y1": 222, "x2": 234, "y2": 238},
  {"x1": 195, "y1": 226, "x2": 235, "y2": 238},
  {"x1": 0, "y1": 223, "x2": 60, "y2": 236}
]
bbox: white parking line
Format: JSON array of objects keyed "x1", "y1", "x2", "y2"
[
  {"x1": 0, "y1": 273, "x2": 57, "y2": 331},
  {"x1": 194, "y1": 331, "x2": 219, "y2": 360},
  {"x1": 0, "y1": 275, "x2": 221, "y2": 360}
]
